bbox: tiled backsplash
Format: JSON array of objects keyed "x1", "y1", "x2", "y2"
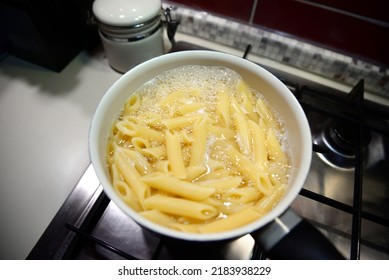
[{"x1": 164, "y1": 2, "x2": 389, "y2": 99}]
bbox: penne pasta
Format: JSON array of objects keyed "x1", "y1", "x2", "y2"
[
  {"x1": 137, "y1": 112, "x2": 162, "y2": 128},
  {"x1": 162, "y1": 115, "x2": 199, "y2": 130},
  {"x1": 139, "y1": 146, "x2": 166, "y2": 160},
  {"x1": 153, "y1": 160, "x2": 171, "y2": 174},
  {"x1": 157, "y1": 90, "x2": 185, "y2": 106},
  {"x1": 209, "y1": 125, "x2": 235, "y2": 140},
  {"x1": 178, "y1": 102, "x2": 204, "y2": 115},
  {"x1": 115, "y1": 152, "x2": 150, "y2": 209},
  {"x1": 141, "y1": 172, "x2": 215, "y2": 201},
  {"x1": 176, "y1": 129, "x2": 193, "y2": 144},
  {"x1": 106, "y1": 65, "x2": 291, "y2": 234},
  {"x1": 131, "y1": 137, "x2": 150, "y2": 150},
  {"x1": 218, "y1": 202, "x2": 254, "y2": 215},
  {"x1": 256, "y1": 97, "x2": 275, "y2": 127},
  {"x1": 255, "y1": 185, "x2": 286, "y2": 212},
  {"x1": 136, "y1": 125, "x2": 164, "y2": 142},
  {"x1": 117, "y1": 148, "x2": 153, "y2": 175},
  {"x1": 123, "y1": 94, "x2": 141, "y2": 115},
  {"x1": 198, "y1": 207, "x2": 263, "y2": 233},
  {"x1": 186, "y1": 165, "x2": 208, "y2": 181},
  {"x1": 111, "y1": 164, "x2": 142, "y2": 212},
  {"x1": 165, "y1": 130, "x2": 186, "y2": 178},
  {"x1": 116, "y1": 120, "x2": 138, "y2": 137},
  {"x1": 236, "y1": 79, "x2": 258, "y2": 122},
  {"x1": 189, "y1": 115, "x2": 208, "y2": 167},
  {"x1": 144, "y1": 194, "x2": 219, "y2": 220},
  {"x1": 220, "y1": 141, "x2": 272, "y2": 195},
  {"x1": 216, "y1": 89, "x2": 230, "y2": 128},
  {"x1": 139, "y1": 210, "x2": 174, "y2": 227},
  {"x1": 198, "y1": 168, "x2": 235, "y2": 181},
  {"x1": 248, "y1": 119, "x2": 267, "y2": 168},
  {"x1": 266, "y1": 127, "x2": 288, "y2": 164},
  {"x1": 170, "y1": 223, "x2": 202, "y2": 233},
  {"x1": 197, "y1": 176, "x2": 242, "y2": 191},
  {"x1": 232, "y1": 112, "x2": 252, "y2": 155},
  {"x1": 222, "y1": 186, "x2": 261, "y2": 203}
]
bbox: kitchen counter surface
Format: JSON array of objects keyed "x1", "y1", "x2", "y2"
[
  {"x1": 0, "y1": 46, "x2": 121, "y2": 259},
  {"x1": 0, "y1": 31, "x2": 385, "y2": 260}
]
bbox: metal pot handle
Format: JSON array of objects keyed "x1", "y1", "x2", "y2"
[
  {"x1": 251, "y1": 208, "x2": 345, "y2": 259},
  {"x1": 162, "y1": 6, "x2": 180, "y2": 46}
]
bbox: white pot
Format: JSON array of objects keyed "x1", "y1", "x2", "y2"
[{"x1": 89, "y1": 50, "x2": 312, "y2": 242}]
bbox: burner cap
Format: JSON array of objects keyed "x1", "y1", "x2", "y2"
[{"x1": 314, "y1": 120, "x2": 370, "y2": 170}]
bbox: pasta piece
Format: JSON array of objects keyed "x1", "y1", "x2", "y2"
[
  {"x1": 140, "y1": 146, "x2": 166, "y2": 160},
  {"x1": 157, "y1": 90, "x2": 185, "y2": 106},
  {"x1": 266, "y1": 127, "x2": 288, "y2": 164},
  {"x1": 258, "y1": 172, "x2": 273, "y2": 196},
  {"x1": 176, "y1": 129, "x2": 193, "y2": 144},
  {"x1": 144, "y1": 194, "x2": 219, "y2": 220},
  {"x1": 139, "y1": 210, "x2": 174, "y2": 227},
  {"x1": 106, "y1": 139, "x2": 118, "y2": 167},
  {"x1": 256, "y1": 98, "x2": 275, "y2": 127},
  {"x1": 117, "y1": 148, "x2": 153, "y2": 175},
  {"x1": 165, "y1": 130, "x2": 186, "y2": 178},
  {"x1": 186, "y1": 165, "x2": 208, "y2": 181},
  {"x1": 232, "y1": 112, "x2": 252, "y2": 155},
  {"x1": 218, "y1": 202, "x2": 254, "y2": 215},
  {"x1": 201, "y1": 196, "x2": 223, "y2": 207},
  {"x1": 255, "y1": 185, "x2": 286, "y2": 212},
  {"x1": 208, "y1": 125, "x2": 235, "y2": 140},
  {"x1": 198, "y1": 168, "x2": 235, "y2": 181},
  {"x1": 248, "y1": 119, "x2": 267, "y2": 168},
  {"x1": 111, "y1": 164, "x2": 142, "y2": 212},
  {"x1": 198, "y1": 159, "x2": 237, "y2": 181},
  {"x1": 178, "y1": 103, "x2": 204, "y2": 115},
  {"x1": 220, "y1": 141, "x2": 272, "y2": 195},
  {"x1": 221, "y1": 187, "x2": 261, "y2": 203},
  {"x1": 154, "y1": 160, "x2": 172, "y2": 174},
  {"x1": 268, "y1": 162, "x2": 289, "y2": 186},
  {"x1": 116, "y1": 120, "x2": 138, "y2": 137},
  {"x1": 115, "y1": 152, "x2": 150, "y2": 209},
  {"x1": 230, "y1": 96, "x2": 244, "y2": 116},
  {"x1": 216, "y1": 90, "x2": 230, "y2": 128},
  {"x1": 123, "y1": 94, "x2": 141, "y2": 115},
  {"x1": 122, "y1": 115, "x2": 142, "y2": 124},
  {"x1": 141, "y1": 172, "x2": 215, "y2": 201},
  {"x1": 131, "y1": 137, "x2": 150, "y2": 150},
  {"x1": 162, "y1": 115, "x2": 199, "y2": 130},
  {"x1": 236, "y1": 79, "x2": 258, "y2": 122},
  {"x1": 170, "y1": 223, "x2": 202, "y2": 233},
  {"x1": 189, "y1": 115, "x2": 208, "y2": 167},
  {"x1": 197, "y1": 176, "x2": 242, "y2": 191},
  {"x1": 198, "y1": 207, "x2": 263, "y2": 233},
  {"x1": 206, "y1": 159, "x2": 227, "y2": 171},
  {"x1": 137, "y1": 112, "x2": 162, "y2": 128},
  {"x1": 136, "y1": 125, "x2": 164, "y2": 142}
]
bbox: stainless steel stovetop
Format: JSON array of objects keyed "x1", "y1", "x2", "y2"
[{"x1": 27, "y1": 41, "x2": 389, "y2": 260}]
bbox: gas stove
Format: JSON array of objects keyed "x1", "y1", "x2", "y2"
[{"x1": 27, "y1": 41, "x2": 389, "y2": 260}]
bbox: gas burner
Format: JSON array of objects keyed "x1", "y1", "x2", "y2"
[
  {"x1": 309, "y1": 80, "x2": 371, "y2": 170},
  {"x1": 314, "y1": 119, "x2": 371, "y2": 170}
]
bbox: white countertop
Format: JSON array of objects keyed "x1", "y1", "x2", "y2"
[
  {"x1": 0, "y1": 45, "x2": 122, "y2": 259},
  {"x1": 0, "y1": 32, "x2": 385, "y2": 260}
]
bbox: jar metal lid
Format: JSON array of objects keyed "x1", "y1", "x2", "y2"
[{"x1": 93, "y1": 0, "x2": 162, "y2": 27}]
